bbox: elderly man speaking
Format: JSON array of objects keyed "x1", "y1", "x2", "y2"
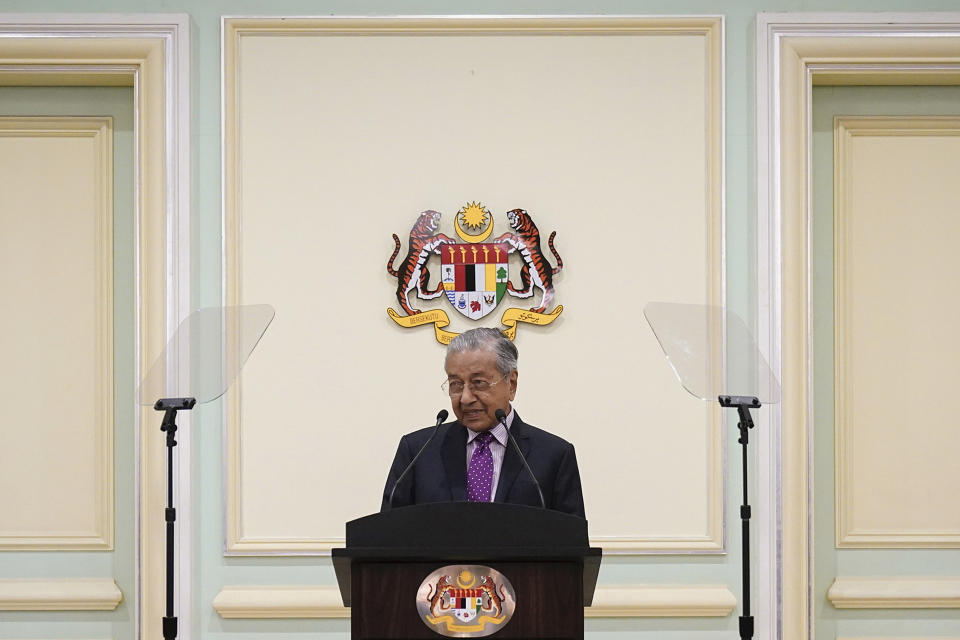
[{"x1": 381, "y1": 327, "x2": 585, "y2": 518}]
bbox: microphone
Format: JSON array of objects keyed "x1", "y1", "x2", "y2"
[
  {"x1": 496, "y1": 408, "x2": 546, "y2": 509},
  {"x1": 388, "y1": 409, "x2": 448, "y2": 509}
]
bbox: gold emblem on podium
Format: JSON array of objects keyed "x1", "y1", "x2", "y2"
[{"x1": 416, "y1": 565, "x2": 516, "y2": 637}]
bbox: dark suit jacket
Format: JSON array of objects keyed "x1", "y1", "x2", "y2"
[{"x1": 381, "y1": 413, "x2": 585, "y2": 518}]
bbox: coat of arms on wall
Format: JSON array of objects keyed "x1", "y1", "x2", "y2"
[
  {"x1": 415, "y1": 565, "x2": 516, "y2": 637},
  {"x1": 386, "y1": 202, "x2": 564, "y2": 344}
]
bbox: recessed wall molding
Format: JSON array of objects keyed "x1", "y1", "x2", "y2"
[
  {"x1": 212, "y1": 584, "x2": 736, "y2": 618},
  {"x1": 222, "y1": 14, "x2": 725, "y2": 557},
  {"x1": 833, "y1": 116, "x2": 960, "y2": 549},
  {"x1": 0, "y1": 116, "x2": 114, "y2": 551}
]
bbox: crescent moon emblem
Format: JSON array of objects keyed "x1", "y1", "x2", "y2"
[
  {"x1": 455, "y1": 220, "x2": 493, "y2": 243},
  {"x1": 456, "y1": 570, "x2": 477, "y2": 588}
]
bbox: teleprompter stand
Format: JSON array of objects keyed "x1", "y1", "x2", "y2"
[
  {"x1": 155, "y1": 397, "x2": 195, "y2": 640},
  {"x1": 644, "y1": 302, "x2": 780, "y2": 640},
  {"x1": 139, "y1": 305, "x2": 275, "y2": 640},
  {"x1": 719, "y1": 394, "x2": 760, "y2": 640}
]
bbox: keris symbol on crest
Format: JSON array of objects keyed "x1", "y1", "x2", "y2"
[
  {"x1": 440, "y1": 241, "x2": 509, "y2": 321},
  {"x1": 386, "y1": 202, "x2": 565, "y2": 344}
]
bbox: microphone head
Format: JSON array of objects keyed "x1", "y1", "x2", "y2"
[
  {"x1": 495, "y1": 408, "x2": 507, "y2": 422},
  {"x1": 436, "y1": 409, "x2": 449, "y2": 423}
]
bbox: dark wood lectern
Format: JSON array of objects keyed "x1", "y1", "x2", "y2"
[{"x1": 333, "y1": 502, "x2": 601, "y2": 639}]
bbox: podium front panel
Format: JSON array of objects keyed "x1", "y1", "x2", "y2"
[{"x1": 352, "y1": 560, "x2": 583, "y2": 639}]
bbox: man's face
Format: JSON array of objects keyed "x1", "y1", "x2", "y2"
[{"x1": 445, "y1": 348, "x2": 518, "y2": 432}]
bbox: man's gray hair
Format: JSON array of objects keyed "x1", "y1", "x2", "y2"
[{"x1": 446, "y1": 327, "x2": 518, "y2": 375}]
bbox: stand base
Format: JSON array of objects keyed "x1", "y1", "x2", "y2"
[{"x1": 163, "y1": 616, "x2": 177, "y2": 640}]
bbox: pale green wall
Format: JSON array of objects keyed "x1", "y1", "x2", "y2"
[
  {"x1": 811, "y1": 85, "x2": 960, "y2": 640},
  {"x1": 0, "y1": 87, "x2": 136, "y2": 640},
  {"x1": 3, "y1": 2, "x2": 960, "y2": 639}
]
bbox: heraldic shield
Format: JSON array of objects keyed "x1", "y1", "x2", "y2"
[{"x1": 441, "y1": 243, "x2": 509, "y2": 321}]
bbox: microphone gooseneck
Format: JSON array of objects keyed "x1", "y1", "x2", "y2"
[
  {"x1": 388, "y1": 409, "x2": 448, "y2": 509},
  {"x1": 497, "y1": 409, "x2": 546, "y2": 509}
]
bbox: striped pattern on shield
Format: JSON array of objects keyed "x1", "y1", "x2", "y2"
[{"x1": 441, "y1": 242, "x2": 509, "y2": 320}]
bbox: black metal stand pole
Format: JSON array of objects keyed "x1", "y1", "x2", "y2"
[
  {"x1": 719, "y1": 395, "x2": 759, "y2": 640},
  {"x1": 155, "y1": 397, "x2": 196, "y2": 640}
]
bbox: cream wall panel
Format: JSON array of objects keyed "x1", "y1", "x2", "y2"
[
  {"x1": 224, "y1": 17, "x2": 723, "y2": 554},
  {"x1": 0, "y1": 578, "x2": 122, "y2": 610},
  {"x1": 834, "y1": 117, "x2": 960, "y2": 548},
  {"x1": 212, "y1": 584, "x2": 736, "y2": 618},
  {"x1": 0, "y1": 117, "x2": 113, "y2": 550}
]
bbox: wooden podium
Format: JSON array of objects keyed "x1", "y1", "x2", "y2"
[{"x1": 333, "y1": 502, "x2": 601, "y2": 639}]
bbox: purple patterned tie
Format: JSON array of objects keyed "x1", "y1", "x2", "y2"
[{"x1": 467, "y1": 432, "x2": 495, "y2": 502}]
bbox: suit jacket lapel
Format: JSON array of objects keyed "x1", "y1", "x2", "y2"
[
  {"x1": 494, "y1": 413, "x2": 530, "y2": 503},
  {"x1": 441, "y1": 422, "x2": 468, "y2": 502}
]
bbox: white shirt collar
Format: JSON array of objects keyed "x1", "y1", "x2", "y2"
[{"x1": 466, "y1": 406, "x2": 514, "y2": 446}]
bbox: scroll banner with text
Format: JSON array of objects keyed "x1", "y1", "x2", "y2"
[{"x1": 388, "y1": 306, "x2": 563, "y2": 344}]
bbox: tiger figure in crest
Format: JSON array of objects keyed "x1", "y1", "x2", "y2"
[
  {"x1": 495, "y1": 208, "x2": 563, "y2": 313},
  {"x1": 387, "y1": 210, "x2": 453, "y2": 315},
  {"x1": 477, "y1": 575, "x2": 506, "y2": 618},
  {"x1": 426, "y1": 575, "x2": 455, "y2": 619}
]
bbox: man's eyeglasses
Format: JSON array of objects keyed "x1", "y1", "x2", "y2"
[{"x1": 441, "y1": 374, "x2": 508, "y2": 397}]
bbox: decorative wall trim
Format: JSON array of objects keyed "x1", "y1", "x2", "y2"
[
  {"x1": 213, "y1": 584, "x2": 736, "y2": 618},
  {"x1": 586, "y1": 585, "x2": 736, "y2": 617},
  {"x1": 0, "y1": 14, "x2": 191, "y2": 640},
  {"x1": 213, "y1": 586, "x2": 349, "y2": 619},
  {"x1": 223, "y1": 14, "x2": 722, "y2": 34},
  {"x1": 834, "y1": 116, "x2": 960, "y2": 549},
  {"x1": 828, "y1": 577, "x2": 960, "y2": 609},
  {"x1": 755, "y1": 12, "x2": 960, "y2": 640},
  {"x1": 221, "y1": 13, "x2": 725, "y2": 556},
  {"x1": 838, "y1": 638, "x2": 960, "y2": 640},
  {"x1": 0, "y1": 116, "x2": 113, "y2": 551},
  {"x1": 0, "y1": 578, "x2": 122, "y2": 611}
]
